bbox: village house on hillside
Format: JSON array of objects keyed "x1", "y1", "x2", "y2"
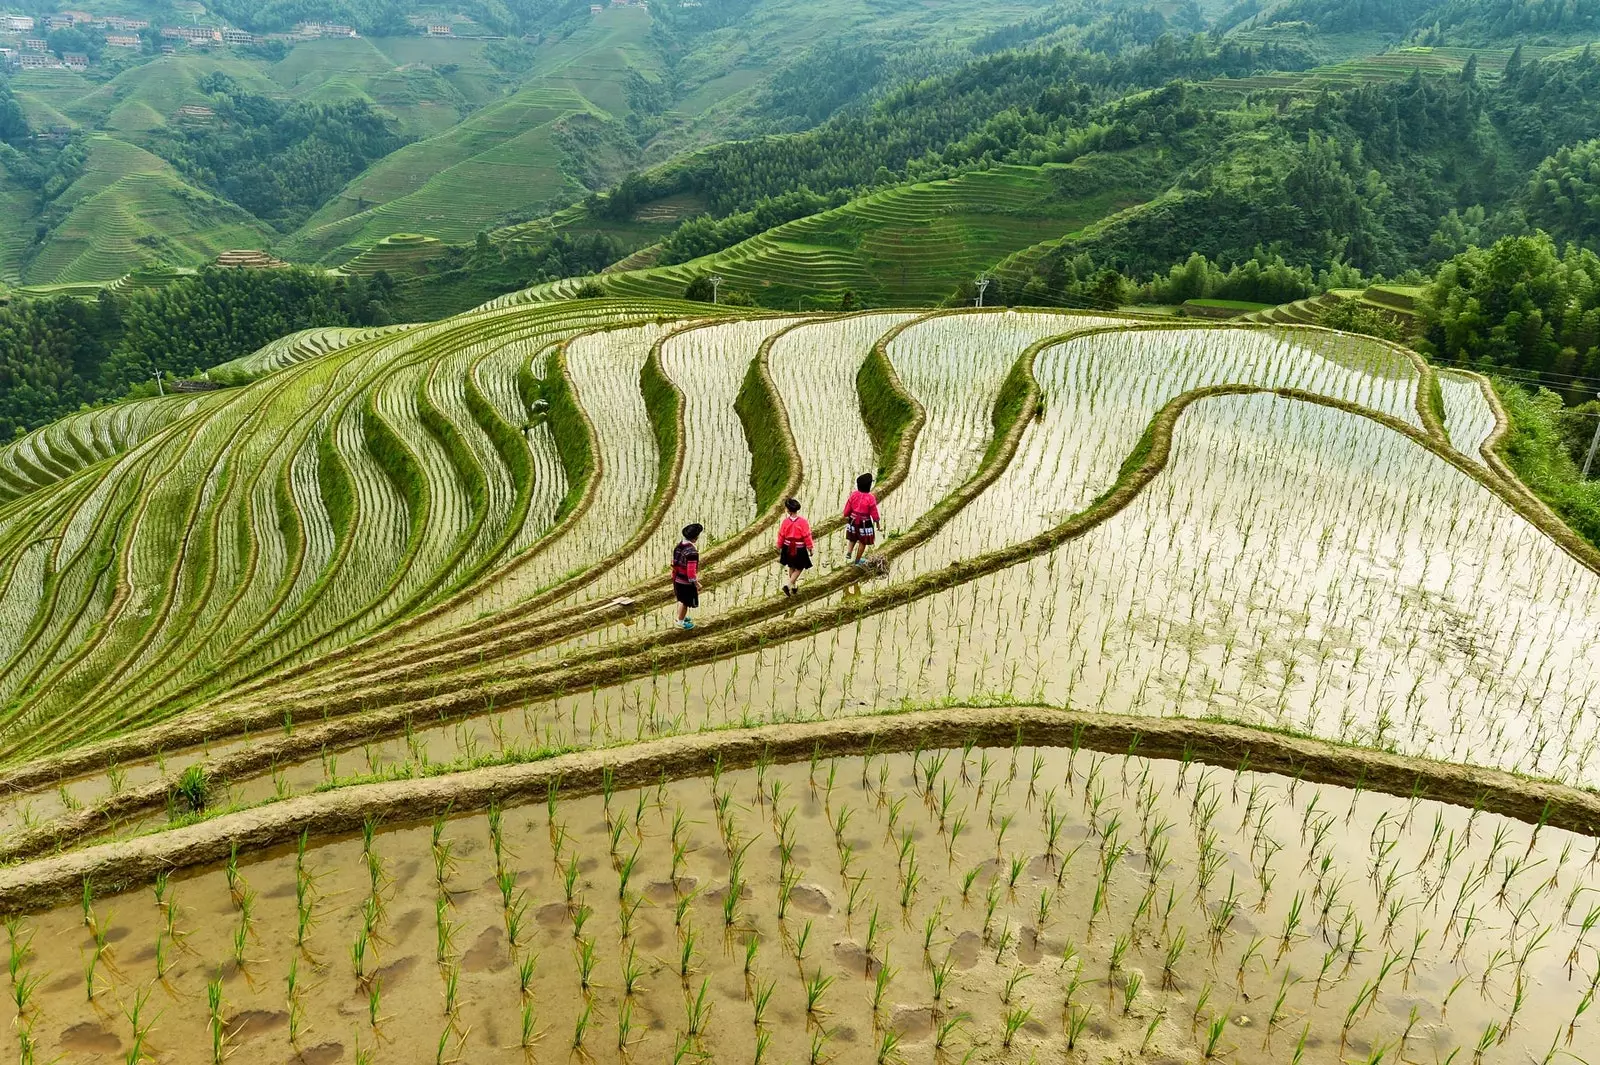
[
  {"x1": 160, "y1": 25, "x2": 224, "y2": 46},
  {"x1": 2, "y1": 14, "x2": 34, "y2": 32}
]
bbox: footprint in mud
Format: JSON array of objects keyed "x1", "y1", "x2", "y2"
[
  {"x1": 1016, "y1": 925, "x2": 1043, "y2": 964},
  {"x1": 535, "y1": 902, "x2": 570, "y2": 927},
  {"x1": 833, "y1": 939, "x2": 882, "y2": 977},
  {"x1": 374, "y1": 955, "x2": 417, "y2": 987},
  {"x1": 225, "y1": 1010, "x2": 287, "y2": 1043},
  {"x1": 766, "y1": 843, "x2": 810, "y2": 863},
  {"x1": 948, "y1": 930, "x2": 982, "y2": 969},
  {"x1": 461, "y1": 926, "x2": 509, "y2": 973},
  {"x1": 890, "y1": 1006, "x2": 935, "y2": 1041},
  {"x1": 391, "y1": 908, "x2": 426, "y2": 943},
  {"x1": 704, "y1": 882, "x2": 753, "y2": 904},
  {"x1": 290, "y1": 1043, "x2": 343, "y2": 1065},
  {"x1": 390, "y1": 858, "x2": 424, "y2": 887},
  {"x1": 59, "y1": 1021, "x2": 120, "y2": 1054},
  {"x1": 788, "y1": 883, "x2": 832, "y2": 914},
  {"x1": 644, "y1": 877, "x2": 698, "y2": 903}
]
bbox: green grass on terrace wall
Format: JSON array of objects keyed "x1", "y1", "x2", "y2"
[
  {"x1": 416, "y1": 373, "x2": 488, "y2": 521},
  {"x1": 316, "y1": 422, "x2": 355, "y2": 542},
  {"x1": 984, "y1": 355, "x2": 1034, "y2": 468},
  {"x1": 856, "y1": 344, "x2": 915, "y2": 479},
  {"x1": 463, "y1": 369, "x2": 532, "y2": 543},
  {"x1": 639, "y1": 346, "x2": 682, "y2": 504},
  {"x1": 360, "y1": 394, "x2": 428, "y2": 545},
  {"x1": 733, "y1": 355, "x2": 793, "y2": 514},
  {"x1": 540, "y1": 351, "x2": 594, "y2": 523}
]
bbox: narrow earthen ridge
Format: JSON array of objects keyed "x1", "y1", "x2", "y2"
[
  {"x1": 4, "y1": 705, "x2": 1596, "y2": 915},
  {"x1": 209, "y1": 337, "x2": 578, "y2": 700},
  {"x1": 199, "y1": 316, "x2": 719, "y2": 716},
  {"x1": 1467, "y1": 368, "x2": 1570, "y2": 517},
  {"x1": 75, "y1": 314, "x2": 613, "y2": 724}
]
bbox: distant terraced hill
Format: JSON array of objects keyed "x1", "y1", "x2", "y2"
[
  {"x1": 498, "y1": 161, "x2": 1148, "y2": 308},
  {"x1": 275, "y1": 8, "x2": 666, "y2": 264},
  {"x1": 17, "y1": 134, "x2": 270, "y2": 287}
]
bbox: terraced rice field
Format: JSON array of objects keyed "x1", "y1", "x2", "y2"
[
  {"x1": 16, "y1": 135, "x2": 270, "y2": 287},
  {"x1": 2, "y1": 305, "x2": 1599, "y2": 1065},
  {"x1": 519, "y1": 164, "x2": 1140, "y2": 309}
]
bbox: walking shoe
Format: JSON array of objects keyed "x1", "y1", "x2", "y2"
[
  {"x1": 782, "y1": 585, "x2": 792, "y2": 597},
  {"x1": 681, "y1": 618, "x2": 694, "y2": 630}
]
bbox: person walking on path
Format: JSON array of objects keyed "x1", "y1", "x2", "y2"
[
  {"x1": 777, "y1": 498, "x2": 813, "y2": 596},
  {"x1": 843, "y1": 473, "x2": 880, "y2": 565},
  {"x1": 672, "y1": 523, "x2": 703, "y2": 629}
]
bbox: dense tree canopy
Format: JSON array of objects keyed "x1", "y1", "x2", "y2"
[
  {"x1": 0, "y1": 269, "x2": 397, "y2": 440},
  {"x1": 0, "y1": 297, "x2": 118, "y2": 442},
  {"x1": 153, "y1": 75, "x2": 406, "y2": 229},
  {"x1": 1419, "y1": 234, "x2": 1600, "y2": 382},
  {"x1": 1525, "y1": 138, "x2": 1600, "y2": 249},
  {"x1": 0, "y1": 81, "x2": 31, "y2": 147}
]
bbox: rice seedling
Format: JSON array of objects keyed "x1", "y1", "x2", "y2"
[
  {"x1": 686, "y1": 978, "x2": 713, "y2": 1036},
  {"x1": 804, "y1": 970, "x2": 833, "y2": 1016}
]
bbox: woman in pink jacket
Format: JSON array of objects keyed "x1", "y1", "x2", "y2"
[
  {"x1": 843, "y1": 472, "x2": 880, "y2": 565},
  {"x1": 776, "y1": 497, "x2": 813, "y2": 596}
]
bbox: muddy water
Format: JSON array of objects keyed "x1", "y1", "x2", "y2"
[
  {"x1": 11, "y1": 748, "x2": 1597, "y2": 1064},
  {"x1": 1438, "y1": 370, "x2": 1496, "y2": 466}
]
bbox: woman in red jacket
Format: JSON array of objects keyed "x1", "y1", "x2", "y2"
[
  {"x1": 777, "y1": 498, "x2": 813, "y2": 596},
  {"x1": 843, "y1": 472, "x2": 880, "y2": 565}
]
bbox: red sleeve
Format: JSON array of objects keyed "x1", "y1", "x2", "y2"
[
  {"x1": 843, "y1": 492, "x2": 854, "y2": 519},
  {"x1": 869, "y1": 497, "x2": 880, "y2": 522},
  {"x1": 685, "y1": 557, "x2": 698, "y2": 581},
  {"x1": 803, "y1": 520, "x2": 814, "y2": 550},
  {"x1": 776, "y1": 522, "x2": 785, "y2": 550}
]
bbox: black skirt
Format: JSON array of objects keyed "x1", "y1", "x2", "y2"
[
  {"x1": 673, "y1": 582, "x2": 699, "y2": 608},
  {"x1": 780, "y1": 544, "x2": 813, "y2": 571}
]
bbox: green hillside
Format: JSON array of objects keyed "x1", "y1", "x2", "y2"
[
  {"x1": 275, "y1": 8, "x2": 669, "y2": 262},
  {"x1": 277, "y1": 84, "x2": 607, "y2": 262},
  {"x1": 18, "y1": 134, "x2": 270, "y2": 285},
  {"x1": 517, "y1": 160, "x2": 1149, "y2": 307},
  {"x1": 55, "y1": 55, "x2": 284, "y2": 133}
]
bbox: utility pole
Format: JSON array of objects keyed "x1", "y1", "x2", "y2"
[
  {"x1": 709, "y1": 274, "x2": 723, "y2": 305},
  {"x1": 1584, "y1": 391, "x2": 1600, "y2": 480},
  {"x1": 974, "y1": 277, "x2": 990, "y2": 308}
]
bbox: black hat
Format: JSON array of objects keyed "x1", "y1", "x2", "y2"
[{"x1": 683, "y1": 523, "x2": 704, "y2": 540}]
